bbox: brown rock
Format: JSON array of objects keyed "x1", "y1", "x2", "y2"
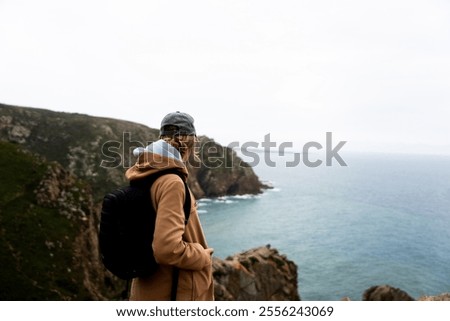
[
  {"x1": 213, "y1": 245, "x2": 300, "y2": 301},
  {"x1": 418, "y1": 293, "x2": 450, "y2": 301},
  {"x1": 362, "y1": 284, "x2": 415, "y2": 301}
]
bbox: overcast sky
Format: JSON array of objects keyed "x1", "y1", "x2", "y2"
[{"x1": 1, "y1": 0, "x2": 449, "y2": 155}]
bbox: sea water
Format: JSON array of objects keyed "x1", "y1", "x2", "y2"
[{"x1": 198, "y1": 151, "x2": 450, "y2": 300}]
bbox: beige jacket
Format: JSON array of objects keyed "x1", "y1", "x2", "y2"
[{"x1": 125, "y1": 151, "x2": 214, "y2": 301}]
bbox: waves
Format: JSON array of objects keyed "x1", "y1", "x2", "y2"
[
  {"x1": 196, "y1": 181, "x2": 283, "y2": 214},
  {"x1": 197, "y1": 194, "x2": 262, "y2": 214}
]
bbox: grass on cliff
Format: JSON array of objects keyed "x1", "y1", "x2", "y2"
[{"x1": 0, "y1": 142, "x2": 90, "y2": 300}]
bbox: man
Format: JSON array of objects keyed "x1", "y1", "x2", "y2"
[{"x1": 125, "y1": 111, "x2": 214, "y2": 300}]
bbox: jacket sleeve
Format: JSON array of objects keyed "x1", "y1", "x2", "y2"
[{"x1": 151, "y1": 174, "x2": 211, "y2": 270}]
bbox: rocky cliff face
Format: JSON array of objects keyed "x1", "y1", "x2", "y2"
[
  {"x1": 0, "y1": 141, "x2": 114, "y2": 299},
  {"x1": 188, "y1": 136, "x2": 267, "y2": 198},
  {"x1": 213, "y1": 245, "x2": 300, "y2": 301},
  {"x1": 35, "y1": 162, "x2": 117, "y2": 300},
  {"x1": 0, "y1": 103, "x2": 265, "y2": 200}
]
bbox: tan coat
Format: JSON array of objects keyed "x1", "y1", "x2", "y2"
[{"x1": 125, "y1": 152, "x2": 214, "y2": 301}]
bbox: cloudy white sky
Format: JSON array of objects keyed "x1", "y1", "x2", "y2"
[{"x1": 1, "y1": 0, "x2": 449, "y2": 154}]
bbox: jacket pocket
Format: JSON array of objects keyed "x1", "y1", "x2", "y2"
[
  {"x1": 193, "y1": 263, "x2": 213, "y2": 300},
  {"x1": 176, "y1": 269, "x2": 194, "y2": 300},
  {"x1": 175, "y1": 264, "x2": 212, "y2": 300}
]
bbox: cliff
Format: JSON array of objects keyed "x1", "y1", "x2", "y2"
[
  {"x1": 0, "y1": 103, "x2": 265, "y2": 200},
  {"x1": 0, "y1": 141, "x2": 112, "y2": 299},
  {"x1": 188, "y1": 136, "x2": 266, "y2": 198}
]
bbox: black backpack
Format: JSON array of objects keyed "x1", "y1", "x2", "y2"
[{"x1": 98, "y1": 170, "x2": 191, "y2": 281}]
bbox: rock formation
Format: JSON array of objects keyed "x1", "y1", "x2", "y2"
[
  {"x1": 212, "y1": 245, "x2": 300, "y2": 301},
  {"x1": 362, "y1": 284, "x2": 415, "y2": 301},
  {"x1": 418, "y1": 293, "x2": 450, "y2": 301},
  {"x1": 188, "y1": 136, "x2": 268, "y2": 198},
  {"x1": 362, "y1": 284, "x2": 450, "y2": 301}
]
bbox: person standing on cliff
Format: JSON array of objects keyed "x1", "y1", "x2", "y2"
[{"x1": 125, "y1": 111, "x2": 214, "y2": 301}]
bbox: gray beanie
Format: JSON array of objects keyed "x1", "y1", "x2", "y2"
[{"x1": 160, "y1": 111, "x2": 196, "y2": 136}]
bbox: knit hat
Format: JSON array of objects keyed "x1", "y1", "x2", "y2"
[{"x1": 160, "y1": 111, "x2": 196, "y2": 136}]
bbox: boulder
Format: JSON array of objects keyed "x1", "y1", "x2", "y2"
[{"x1": 213, "y1": 245, "x2": 300, "y2": 301}]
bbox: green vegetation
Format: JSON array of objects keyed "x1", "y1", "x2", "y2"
[{"x1": 0, "y1": 142, "x2": 90, "y2": 300}]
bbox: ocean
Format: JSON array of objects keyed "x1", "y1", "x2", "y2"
[{"x1": 198, "y1": 151, "x2": 450, "y2": 301}]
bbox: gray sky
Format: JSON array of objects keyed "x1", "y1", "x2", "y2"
[{"x1": 1, "y1": 0, "x2": 450, "y2": 155}]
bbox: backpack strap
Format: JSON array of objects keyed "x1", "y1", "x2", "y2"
[{"x1": 181, "y1": 178, "x2": 191, "y2": 224}]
